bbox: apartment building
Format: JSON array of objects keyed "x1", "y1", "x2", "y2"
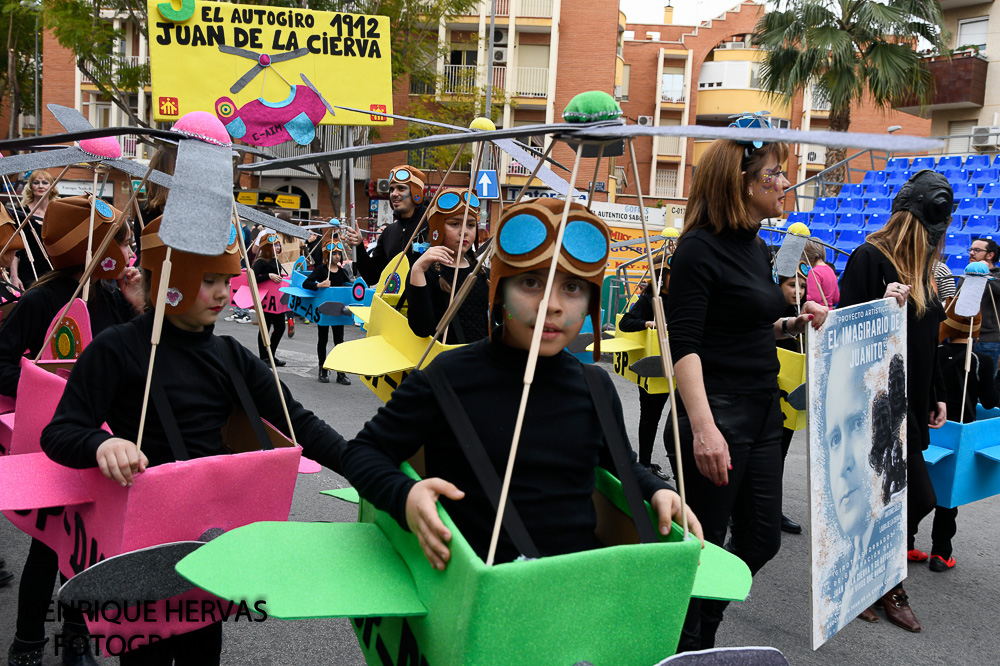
[
  {"x1": 900, "y1": 1, "x2": 1000, "y2": 155},
  {"x1": 618, "y1": 1, "x2": 929, "y2": 220}
]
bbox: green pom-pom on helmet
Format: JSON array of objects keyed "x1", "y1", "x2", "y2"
[{"x1": 562, "y1": 91, "x2": 623, "y2": 123}]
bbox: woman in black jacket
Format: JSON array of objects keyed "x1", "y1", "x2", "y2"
[
  {"x1": 666, "y1": 119, "x2": 827, "y2": 651},
  {"x1": 838, "y1": 170, "x2": 950, "y2": 633}
]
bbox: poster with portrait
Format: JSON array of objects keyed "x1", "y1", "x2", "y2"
[{"x1": 807, "y1": 298, "x2": 908, "y2": 649}]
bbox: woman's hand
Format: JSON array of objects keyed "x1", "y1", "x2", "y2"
[
  {"x1": 645, "y1": 321, "x2": 655, "y2": 329},
  {"x1": 413, "y1": 246, "x2": 454, "y2": 273},
  {"x1": 269, "y1": 273, "x2": 282, "y2": 284},
  {"x1": 929, "y1": 401, "x2": 947, "y2": 428},
  {"x1": 405, "y1": 478, "x2": 465, "y2": 571},
  {"x1": 692, "y1": 422, "x2": 731, "y2": 486},
  {"x1": 650, "y1": 489, "x2": 704, "y2": 546},
  {"x1": 118, "y1": 267, "x2": 144, "y2": 312},
  {"x1": 316, "y1": 279, "x2": 331, "y2": 289},
  {"x1": 884, "y1": 282, "x2": 911, "y2": 307},
  {"x1": 96, "y1": 437, "x2": 148, "y2": 487}
]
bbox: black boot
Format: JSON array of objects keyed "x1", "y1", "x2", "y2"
[
  {"x1": 60, "y1": 622, "x2": 97, "y2": 666},
  {"x1": 318, "y1": 368, "x2": 330, "y2": 383},
  {"x1": 8, "y1": 637, "x2": 48, "y2": 666},
  {"x1": 780, "y1": 514, "x2": 802, "y2": 534},
  {"x1": 336, "y1": 372, "x2": 351, "y2": 386}
]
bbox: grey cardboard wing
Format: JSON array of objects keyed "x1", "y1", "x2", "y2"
[
  {"x1": 0, "y1": 147, "x2": 95, "y2": 177},
  {"x1": 159, "y1": 140, "x2": 234, "y2": 255},
  {"x1": 775, "y1": 232, "x2": 809, "y2": 278}
]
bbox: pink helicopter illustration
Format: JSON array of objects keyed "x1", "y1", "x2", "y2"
[{"x1": 214, "y1": 45, "x2": 334, "y2": 147}]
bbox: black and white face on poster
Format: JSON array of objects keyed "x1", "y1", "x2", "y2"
[{"x1": 807, "y1": 298, "x2": 908, "y2": 649}]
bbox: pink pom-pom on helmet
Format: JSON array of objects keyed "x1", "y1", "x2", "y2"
[
  {"x1": 78, "y1": 136, "x2": 123, "y2": 159},
  {"x1": 171, "y1": 111, "x2": 232, "y2": 147}
]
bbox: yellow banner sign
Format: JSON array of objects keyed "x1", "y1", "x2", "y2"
[{"x1": 148, "y1": 0, "x2": 392, "y2": 144}]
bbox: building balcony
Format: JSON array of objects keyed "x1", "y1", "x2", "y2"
[
  {"x1": 80, "y1": 55, "x2": 149, "y2": 85},
  {"x1": 695, "y1": 88, "x2": 790, "y2": 122},
  {"x1": 513, "y1": 66, "x2": 548, "y2": 98},
  {"x1": 657, "y1": 135, "x2": 682, "y2": 158},
  {"x1": 896, "y1": 52, "x2": 987, "y2": 113}
]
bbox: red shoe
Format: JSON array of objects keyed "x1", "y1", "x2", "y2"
[
  {"x1": 287, "y1": 316, "x2": 295, "y2": 338},
  {"x1": 929, "y1": 554, "x2": 956, "y2": 572},
  {"x1": 907, "y1": 548, "x2": 929, "y2": 562}
]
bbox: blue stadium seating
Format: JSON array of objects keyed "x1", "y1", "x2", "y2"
[
  {"x1": 867, "y1": 213, "x2": 889, "y2": 229},
  {"x1": 942, "y1": 169, "x2": 969, "y2": 183},
  {"x1": 786, "y1": 211, "x2": 810, "y2": 226},
  {"x1": 886, "y1": 157, "x2": 909, "y2": 172},
  {"x1": 861, "y1": 170, "x2": 887, "y2": 186},
  {"x1": 948, "y1": 217, "x2": 965, "y2": 232},
  {"x1": 837, "y1": 183, "x2": 864, "y2": 198},
  {"x1": 834, "y1": 253, "x2": 849, "y2": 272},
  {"x1": 814, "y1": 197, "x2": 839, "y2": 212},
  {"x1": 965, "y1": 214, "x2": 1000, "y2": 234},
  {"x1": 966, "y1": 154, "x2": 991, "y2": 170},
  {"x1": 811, "y1": 212, "x2": 838, "y2": 230},
  {"x1": 887, "y1": 170, "x2": 912, "y2": 186},
  {"x1": 992, "y1": 154, "x2": 1000, "y2": 170},
  {"x1": 911, "y1": 156, "x2": 936, "y2": 171},
  {"x1": 838, "y1": 197, "x2": 865, "y2": 214},
  {"x1": 952, "y1": 182, "x2": 978, "y2": 199},
  {"x1": 937, "y1": 155, "x2": 963, "y2": 170},
  {"x1": 865, "y1": 198, "x2": 892, "y2": 215},
  {"x1": 970, "y1": 168, "x2": 1000, "y2": 187},
  {"x1": 981, "y1": 182, "x2": 1000, "y2": 203},
  {"x1": 837, "y1": 230, "x2": 866, "y2": 251},
  {"x1": 760, "y1": 227, "x2": 784, "y2": 246},
  {"x1": 838, "y1": 213, "x2": 866, "y2": 231},
  {"x1": 945, "y1": 232, "x2": 971, "y2": 255},
  {"x1": 946, "y1": 253, "x2": 968, "y2": 276},
  {"x1": 864, "y1": 183, "x2": 890, "y2": 199},
  {"x1": 811, "y1": 228, "x2": 837, "y2": 245},
  {"x1": 956, "y1": 197, "x2": 989, "y2": 216}
]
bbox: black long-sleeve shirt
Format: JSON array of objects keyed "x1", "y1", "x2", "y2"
[
  {"x1": 938, "y1": 343, "x2": 998, "y2": 424},
  {"x1": 252, "y1": 257, "x2": 284, "y2": 284},
  {"x1": 354, "y1": 204, "x2": 427, "y2": 286},
  {"x1": 405, "y1": 259, "x2": 489, "y2": 344},
  {"x1": 41, "y1": 311, "x2": 346, "y2": 471},
  {"x1": 340, "y1": 333, "x2": 671, "y2": 564},
  {"x1": 619, "y1": 285, "x2": 666, "y2": 333},
  {"x1": 839, "y1": 243, "x2": 946, "y2": 451},
  {"x1": 0, "y1": 275, "x2": 135, "y2": 398},
  {"x1": 667, "y1": 227, "x2": 786, "y2": 393},
  {"x1": 302, "y1": 262, "x2": 351, "y2": 291}
]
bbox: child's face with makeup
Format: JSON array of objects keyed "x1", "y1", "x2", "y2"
[
  {"x1": 501, "y1": 269, "x2": 591, "y2": 356},
  {"x1": 167, "y1": 273, "x2": 232, "y2": 332}
]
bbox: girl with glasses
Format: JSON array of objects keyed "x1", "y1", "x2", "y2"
[
  {"x1": 303, "y1": 229, "x2": 353, "y2": 384},
  {"x1": 406, "y1": 188, "x2": 489, "y2": 344}
]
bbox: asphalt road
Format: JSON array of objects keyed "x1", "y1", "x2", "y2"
[{"x1": 1, "y1": 314, "x2": 997, "y2": 665}]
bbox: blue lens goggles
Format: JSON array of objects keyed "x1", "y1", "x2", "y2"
[
  {"x1": 496, "y1": 209, "x2": 607, "y2": 268},
  {"x1": 390, "y1": 169, "x2": 410, "y2": 182},
  {"x1": 325, "y1": 242, "x2": 344, "y2": 252},
  {"x1": 435, "y1": 190, "x2": 480, "y2": 212}
]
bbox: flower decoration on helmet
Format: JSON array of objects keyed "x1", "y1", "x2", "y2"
[{"x1": 427, "y1": 188, "x2": 480, "y2": 247}]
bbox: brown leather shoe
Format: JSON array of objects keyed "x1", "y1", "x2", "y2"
[
  {"x1": 858, "y1": 606, "x2": 878, "y2": 623},
  {"x1": 876, "y1": 588, "x2": 921, "y2": 632}
]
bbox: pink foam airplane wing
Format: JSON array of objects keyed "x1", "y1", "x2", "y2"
[
  {"x1": 39, "y1": 298, "x2": 92, "y2": 361},
  {"x1": 0, "y1": 452, "x2": 94, "y2": 511}
]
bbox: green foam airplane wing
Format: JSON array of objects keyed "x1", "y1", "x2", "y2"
[
  {"x1": 175, "y1": 522, "x2": 427, "y2": 620},
  {"x1": 321, "y1": 487, "x2": 360, "y2": 504}
]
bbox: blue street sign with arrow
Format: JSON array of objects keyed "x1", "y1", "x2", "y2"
[{"x1": 475, "y1": 169, "x2": 499, "y2": 200}]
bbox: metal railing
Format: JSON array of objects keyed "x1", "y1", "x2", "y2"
[
  {"x1": 255, "y1": 125, "x2": 371, "y2": 180},
  {"x1": 443, "y1": 64, "x2": 478, "y2": 94},
  {"x1": 514, "y1": 66, "x2": 548, "y2": 97},
  {"x1": 508, "y1": 161, "x2": 531, "y2": 175},
  {"x1": 660, "y1": 92, "x2": 685, "y2": 103},
  {"x1": 654, "y1": 168, "x2": 678, "y2": 198},
  {"x1": 494, "y1": 0, "x2": 510, "y2": 15},
  {"x1": 79, "y1": 54, "x2": 148, "y2": 84}
]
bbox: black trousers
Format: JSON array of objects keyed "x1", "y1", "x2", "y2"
[
  {"x1": 117, "y1": 621, "x2": 223, "y2": 666},
  {"x1": 257, "y1": 311, "x2": 285, "y2": 359},
  {"x1": 906, "y1": 416, "x2": 938, "y2": 552},
  {"x1": 931, "y1": 506, "x2": 958, "y2": 559},
  {"x1": 316, "y1": 325, "x2": 345, "y2": 367},
  {"x1": 637, "y1": 387, "x2": 669, "y2": 466},
  {"x1": 15, "y1": 538, "x2": 86, "y2": 642},
  {"x1": 667, "y1": 391, "x2": 783, "y2": 652}
]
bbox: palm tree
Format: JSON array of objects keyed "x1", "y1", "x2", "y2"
[{"x1": 753, "y1": 0, "x2": 947, "y2": 189}]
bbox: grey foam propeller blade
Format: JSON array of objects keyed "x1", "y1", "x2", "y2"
[
  {"x1": 300, "y1": 74, "x2": 336, "y2": 118},
  {"x1": 47, "y1": 104, "x2": 96, "y2": 134},
  {"x1": 159, "y1": 139, "x2": 235, "y2": 255},
  {"x1": 231, "y1": 62, "x2": 265, "y2": 94},
  {"x1": 270, "y1": 48, "x2": 310, "y2": 63},
  {"x1": 217, "y1": 45, "x2": 262, "y2": 60}
]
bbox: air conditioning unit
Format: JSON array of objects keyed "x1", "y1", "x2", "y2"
[
  {"x1": 613, "y1": 84, "x2": 622, "y2": 99},
  {"x1": 493, "y1": 28, "x2": 508, "y2": 46},
  {"x1": 493, "y1": 47, "x2": 508, "y2": 64},
  {"x1": 723, "y1": 41, "x2": 746, "y2": 49},
  {"x1": 376, "y1": 178, "x2": 391, "y2": 194},
  {"x1": 637, "y1": 115, "x2": 654, "y2": 127},
  {"x1": 806, "y1": 146, "x2": 826, "y2": 163},
  {"x1": 971, "y1": 126, "x2": 999, "y2": 150}
]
